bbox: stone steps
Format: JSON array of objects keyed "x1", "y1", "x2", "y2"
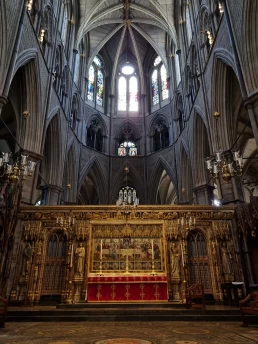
[{"x1": 6, "y1": 303, "x2": 253, "y2": 322}]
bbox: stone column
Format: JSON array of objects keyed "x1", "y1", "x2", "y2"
[
  {"x1": 245, "y1": 94, "x2": 258, "y2": 150},
  {"x1": 0, "y1": 96, "x2": 8, "y2": 117},
  {"x1": 47, "y1": 185, "x2": 63, "y2": 205},
  {"x1": 21, "y1": 151, "x2": 43, "y2": 205},
  {"x1": 193, "y1": 184, "x2": 214, "y2": 205},
  {"x1": 217, "y1": 175, "x2": 244, "y2": 205}
]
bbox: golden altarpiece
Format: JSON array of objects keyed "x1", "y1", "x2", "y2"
[{"x1": 9, "y1": 205, "x2": 240, "y2": 303}]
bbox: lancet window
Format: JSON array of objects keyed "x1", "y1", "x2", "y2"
[
  {"x1": 70, "y1": 94, "x2": 78, "y2": 131},
  {"x1": 87, "y1": 56, "x2": 104, "y2": 107},
  {"x1": 185, "y1": 5, "x2": 192, "y2": 46},
  {"x1": 118, "y1": 65, "x2": 139, "y2": 112},
  {"x1": 151, "y1": 56, "x2": 169, "y2": 106}
]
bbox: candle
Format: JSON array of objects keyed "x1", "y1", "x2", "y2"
[
  {"x1": 70, "y1": 244, "x2": 74, "y2": 268},
  {"x1": 151, "y1": 239, "x2": 154, "y2": 260},
  {"x1": 100, "y1": 240, "x2": 102, "y2": 260},
  {"x1": 180, "y1": 243, "x2": 185, "y2": 267}
]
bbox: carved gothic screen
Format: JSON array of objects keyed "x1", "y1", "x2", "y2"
[
  {"x1": 187, "y1": 230, "x2": 212, "y2": 293},
  {"x1": 41, "y1": 232, "x2": 67, "y2": 294},
  {"x1": 90, "y1": 224, "x2": 165, "y2": 273}
]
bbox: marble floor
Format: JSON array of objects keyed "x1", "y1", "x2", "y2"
[{"x1": 1, "y1": 321, "x2": 258, "y2": 344}]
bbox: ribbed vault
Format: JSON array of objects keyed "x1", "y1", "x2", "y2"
[{"x1": 77, "y1": 0, "x2": 177, "y2": 86}]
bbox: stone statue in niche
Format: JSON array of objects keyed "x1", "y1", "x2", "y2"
[
  {"x1": 170, "y1": 242, "x2": 180, "y2": 278},
  {"x1": 75, "y1": 242, "x2": 85, "y2": 275},
  {"x1": 21, "y1": 243, "x2": 34, "y2": 276},
  {"x1": 221, "y1": 241, "x2": 233, "y2": 277}
]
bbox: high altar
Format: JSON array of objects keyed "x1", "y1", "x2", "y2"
[{"x1": 8, "y1": 205, "x2": 241, "y2": 304}]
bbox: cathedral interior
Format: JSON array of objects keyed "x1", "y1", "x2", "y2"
[{"x1": 0, "y1": 0, "x2": 258, "y2": 343}]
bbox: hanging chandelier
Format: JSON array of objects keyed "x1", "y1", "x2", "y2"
[{"x1": 205, "y1": 150, "x2": 243, "y2": 182}]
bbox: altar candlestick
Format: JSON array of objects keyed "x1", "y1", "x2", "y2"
[
  {"x1": 180, "y1": 243, "x2": 185, "y2": 267},
  {"x1": 100, "y1": 240, "x2": 102, "y2": 260},
  {"x1": 151, "y1": 239, "x2": 154, "y2": 260}
]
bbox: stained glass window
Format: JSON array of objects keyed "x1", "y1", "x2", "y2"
[
  {"x1": 61, "y1": 6, "x2": 68, "y2": 44},
  {"x1": 175, "y1": 53, "x2": 181, "y2": 86},
  {"x1": 122, "y1": 65, "x2": 134, "y2": 75},
  {"x1": 117, "y1": 186, "x2": 138, "y2": 205},
  {"x1": 118, "y1": 147, "x2": 126, "y2": 156},
  {"x1": 87, "y1": 65, "x2": 95, "y2": 101},
  {"x1": 161, "y1": 64, "x2": 169, "y2": 100},
  {"x1": 152, "y1": 69, "x2": 159, "y2": 105},
  {"x1": 154, "y1": 56, "x2": 162, "y2": 66},
  {"x1": 94, "y1": 56, "x2": 102, "y2": 67},
  {"x1": 118, "y1": 76, "x2": 127, "y2": 111},
  {"x1": 186, "y1": 6, "x2": 192, "y2": 45},
  {"x1": 74, "y1": 53, "x2": 80, "y2": 85},
  {"x1": 118, "y1": 141, "x2": 137, "y2": 156},
  {"x1": 96, "y1": 70, "x2": 104, "y2": 106},
  {"x1": 129, "y1": 76, "x2": 138, "y2": 111}
]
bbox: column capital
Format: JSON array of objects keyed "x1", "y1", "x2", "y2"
[
  {"x1": 0, "y1": 96, "x2": 8, "y2": 106},
  {"x1": 21, "y1": 150, "x2": 44, "y2": 161},
  {"x1": 244, "y1": 91, "x2": 258, "y2": 109}
]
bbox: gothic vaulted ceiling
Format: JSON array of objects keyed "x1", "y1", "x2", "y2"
[{"x1": 76, "y1": 0, "x2": 177, "y2": 87}]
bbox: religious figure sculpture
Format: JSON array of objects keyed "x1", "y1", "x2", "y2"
[
  {"x1": 21, "y1": 243, "x2": 34, "y2": 276},
  {"x1": 170, "y1": 242, "x2": 180, "y2": 278},
  {"x1": 75, "y1": 242, "x2": 85, "y2": 275},
  {"x1": 221, "y1": 241, "x2": 232, "y2": 276}
]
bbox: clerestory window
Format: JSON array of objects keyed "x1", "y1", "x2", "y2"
[
  {"x1": 118, "y1": 65, "x2": 139, "y2": 112},
  {"x1": 87, "y1": 56, "x2": 104, "y2": 107},
  {"x1": 151, "y1": 56, "x2": 169, "y2": 106}
]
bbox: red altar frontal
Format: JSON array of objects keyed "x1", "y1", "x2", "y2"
[{"x1": 87, "y1": 275, "x2": 168, "y2": 302}]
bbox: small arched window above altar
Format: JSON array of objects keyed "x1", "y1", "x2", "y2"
[
  {"x1": 117, "y1": 186, "x2": 138, "y2": 205},
  {"x1": 118, "y1": 141, "x2": 137, "y2": 156}
]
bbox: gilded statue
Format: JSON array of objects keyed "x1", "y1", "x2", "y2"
[
  {"x1": 75, "y1": 242, "x2": 85, "y2": 275},
  {"x1": 21, "y1": 243, "x2": 34, "y2": 276},
  {"x1": 170, "y1": 242, "x2": 180, "y2": 278}
]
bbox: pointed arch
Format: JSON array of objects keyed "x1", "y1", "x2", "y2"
[
  {"x1": 41, "y1": 113, "x2": 63, "y2": 187},
  {"x1": 242, "y1": 0, "x2": 258, "y2": 93},
  {"x1": 149, "y1": 114, "x2": 170, "y2": 152},
  {"x1": 12, "y1": 53, "x2": 43, "y2": 154},
  {"x1": 148, "y1": 157, "x2": 178, "y2": 204},
  {"x1": 63, "y1": 143, "x2": 78, "y2": 203},
  {"x1": 110, "y1": 161, "x2": 145, "y2": 204},
  {"x1": 211, "y1": 51, "x2": 242, "y2": 152},
  {"x1": 0, "y1": 0, "x2": 7, "y2": 93},
  {"x1": 191, "y1": 111, "x2": 211, "y2": 187},
  {"x1": 114, "y1": 120, "x2": 141, "y2": 142},
  {"x1": 79, "y1": 156, "x2": 107, "y2": 204},
  {"x1": 179, "y1": 143, "x2": 194, "y2": 203}
]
